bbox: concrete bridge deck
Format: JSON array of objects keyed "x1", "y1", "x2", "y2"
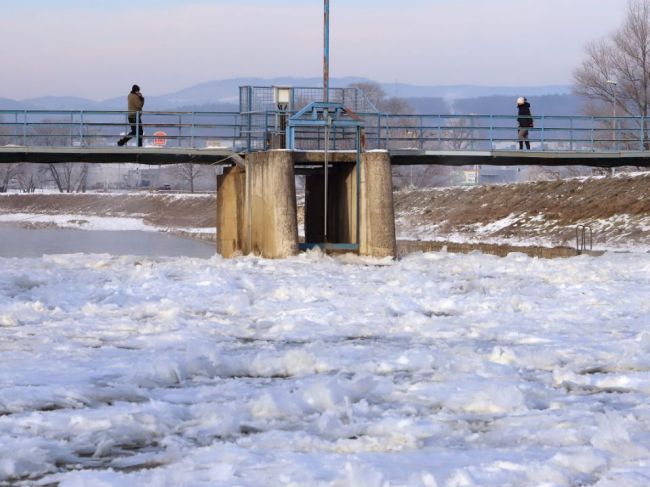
[
  {"x1": 0, "y1": 146, "x2": 244, "y2": 166},
  {"x1": 2, "y1": 146, "x2": 649, "y2": 167}
]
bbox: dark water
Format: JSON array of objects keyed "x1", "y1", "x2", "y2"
[{"x1": 0, "y1": 224, "x2": 215, "y2": 258}]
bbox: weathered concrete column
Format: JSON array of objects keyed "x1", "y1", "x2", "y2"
[
  {"x1": 216, "y1": 165, "x2": 246, "y2": 258},
  {"x1": 247, "y1": 150, "x2": 299, "y2": 258},
  {"x1": 359, "y1": 151, "x2": 396, "y2": 258},
  {"x1": 217, "y1": 150, "x2": 394, "y2": 259}
]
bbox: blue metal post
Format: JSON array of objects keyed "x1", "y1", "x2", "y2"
[
  {"x1": 540, "y1": 115, "x2": 545, "y2": 151},
  {"x1": 489, "y1": 114, "x2": 493, "y2": 149},
  {"x1": 324, "y1": 0, "x2": 330, "y2": 102},
  {"x1": 376, "y1": 114, "x2": 381, "y2": 150},
  {"x1": 356, "y1": 126, "x2": 361, "y2": 246},
  {"x1": 80, "y1": 111, "x2": 84, "y2": 146},
  {"x1": 247, "y1": 86, "x2": 252, "y2": 152},
  {"x1": 639, "y1": 115, "x2": 646, "y2": 150},
  {"x1": 191, "y1": 112, "x2": 195, "y2": 148},
  {"x1": 178, "y1": 114, "x2": 182, "y2": 147},
  {"x1": 264, "y1": 112, "x2": 269, "y2": 150},
  {"x1": 23, "y1": 110, "x2": 27, "y2": 146}
]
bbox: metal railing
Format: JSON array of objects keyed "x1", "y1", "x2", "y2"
[
  {"x1": 1, "y1": 109, "x2": 649, "y2": 153},
  {"x1": 0, "y1": 110, "x2": 243, "y2": 150}
]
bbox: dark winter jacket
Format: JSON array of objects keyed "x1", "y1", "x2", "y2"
[{"x1": 517, "y1": 102, "x2": 534, "y2": 128}]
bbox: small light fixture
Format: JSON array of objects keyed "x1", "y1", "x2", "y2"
[{"x1": 274, "y1": 86, "x2": 291, "y2": 111}]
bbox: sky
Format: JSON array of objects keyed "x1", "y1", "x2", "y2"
[{"x1": 0, "y1": 0, "x2": 630, "y2": 100}]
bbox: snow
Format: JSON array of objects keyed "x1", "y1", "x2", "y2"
[
  {"x1": 0, "y1": 213, "x2": 156, "y2": 232},
  {"x1": 1, "y1": 249, "x2": 649, "y2": 486}
]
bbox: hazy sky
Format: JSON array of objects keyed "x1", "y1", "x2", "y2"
[{"x1": 0, "y1": 0, "x2": 629, "y2": 100}]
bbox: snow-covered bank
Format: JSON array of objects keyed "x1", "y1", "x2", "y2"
[
  {"x1": 1, "y1": 251, "x2": 649, "y2": 486},
  {"x1": 0, "y1": 212, "x2": 156, "y2": 232},
  {"x1": 394, "y1": 172, "x2": 650, "y2": 253}
]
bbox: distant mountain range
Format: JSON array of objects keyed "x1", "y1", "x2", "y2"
[{"x1": 0, "y1": 77, "x2": 579, "y2": 115}]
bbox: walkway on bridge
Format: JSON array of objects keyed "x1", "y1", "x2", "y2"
[
  {"x1": 2, "y1": 103, "x2": 650, "y2": 167},
  {"x1": 2, "y1": 146, "x2": 649, "y2": 168}
]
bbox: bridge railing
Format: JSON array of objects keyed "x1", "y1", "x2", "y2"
[
  {"x1": 0, "y1": 110, "x2": 243, "y2": 150},
  {"x1": 361, "y1": 113, "x2": 649, "y2": 152},
  {"x1": 1, "y1": 110, "x2": 648, "y2": 152}
]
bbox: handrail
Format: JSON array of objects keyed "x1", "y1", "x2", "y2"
[{"x1": 0, "y1": 109, "x2": 648, "y2": 152}]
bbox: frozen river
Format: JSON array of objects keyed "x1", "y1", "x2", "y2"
[
  {"x1": 0, "y1": 243, "x2": 649, "y2": 485},
  {"x1": 0, "y1": 223, "x2": 215, "y2": 258}
]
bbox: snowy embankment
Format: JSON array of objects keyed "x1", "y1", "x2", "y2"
[
  {"x1": 394, "y1": 172, "x2": 650, "y2": 253},
  {"x1": 1, "y1": 251, "x2": 649, "y2": 486},
  {"x1": 0, "y1": 191, "x2": 217, "y2": 240}
]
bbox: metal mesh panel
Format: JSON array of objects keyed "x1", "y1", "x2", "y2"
[
  {"x1": 239, "y1": 86, "x2": 378, "y2": 151},
  {"x1": 239, "y1": 86, "x2": 377, "y2": 114}
]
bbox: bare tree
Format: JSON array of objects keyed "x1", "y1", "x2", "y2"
[
  {"x1": 574, "y1": 0, "x2": 650, "y2": 147},
  {"x1": 48, "y1": 163, "x2": 89, "y2": 193},
  {"x1": 176, "y1": 163, "x2": 202, "y2": 193},
  {"x1": 442, "y1": 117, "x2": 476, "y2": 150},
  {"x1": 29, "y1": 118, "x2": 72, "y2": 147},
  {"x1": 14, "y1": 164, "x2": 48, "y2": 193},
  {"x1": 348, "y1": 81, "x2": 415, "y2": 115},
  {"x1": 0, "y1": 164, "x2": 19, "y2": 192}
]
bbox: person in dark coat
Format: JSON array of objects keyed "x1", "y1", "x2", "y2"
[
  {"x1": 517, "y1": 96, "x2": 533, "y2": 150},
  {"x1": 118, "y1": 84, "x2": 145, "y2": 147}
]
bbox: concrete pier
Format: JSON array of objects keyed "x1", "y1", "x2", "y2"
[
  {"x1": 247, "y1": 151, "x2": 299, "y2": 258},
  {"x1": 359, "y1": 151, "x2": 397, "y2": 258},
  {"x1": 216, "y1": 165, "x2": 246, "y2": 258},
  {"x1": 217, "y1": 150, "x2": 396, "y2": 259}
]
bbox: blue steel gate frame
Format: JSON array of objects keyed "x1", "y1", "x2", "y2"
[{"x1": 287, "y1": 102, "x2": 364, "y2": 252}]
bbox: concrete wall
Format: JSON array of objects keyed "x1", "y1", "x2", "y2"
[
  {"x1": 216, "y1": 165, "x2": 246, "y2": 258},
  {"x1": 359, "y1": 152, "x2": 396, "y2": 258},
  {"x1": 216, "y1": 150, "x2": 396, "y2": 259},
  {"x1": 247, "y1": 151, "x2": 299, "y2": 258}
]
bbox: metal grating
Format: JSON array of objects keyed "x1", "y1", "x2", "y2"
[{"x1": 239, "y1": 86, "x2": 379, "y2": 151}]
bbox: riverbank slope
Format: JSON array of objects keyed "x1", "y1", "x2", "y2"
[{"x1": 1, "y1": 172, "x2": 648, "y2": 252}]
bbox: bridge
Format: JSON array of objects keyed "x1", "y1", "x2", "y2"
[
  {"x1": 2, "y1": 87, "x2": 649, "y2": 260},
  {"x1": 2, "y1": 106, "x2": 650, "y2": 167}
]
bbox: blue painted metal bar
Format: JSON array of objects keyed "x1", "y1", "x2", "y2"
[
  {"x1": 1, "y1": 108, "x2": 649, "y2": 153},
  {"x1": 299, "y1": 243, "x2": 360, "y2": 251},
  {"x1": 80, "y1": 111, "x2": 84, "y2": 146},
  {"x1": 323, "y1": 0, "x2": 330, "y2": 103}
]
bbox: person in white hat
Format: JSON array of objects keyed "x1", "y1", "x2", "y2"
[{"x1": 517, "y1": 97, "x2": 533, "y2": 150}]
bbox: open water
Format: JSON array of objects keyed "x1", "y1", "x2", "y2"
[{"x1": 0, "y1": 223, "x2": 215, "y2": 258}]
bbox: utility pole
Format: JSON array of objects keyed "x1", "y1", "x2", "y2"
[
  {"x1": 323, "y1": 0, "x2": 331, "y2": 242},
  {"x1": 324, "y1": 0, "x2": 329, "y2": 102}
]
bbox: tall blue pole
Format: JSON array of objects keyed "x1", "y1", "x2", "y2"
[{"x1": 324, "y1": 0, "x2": 329, "y2": 102}]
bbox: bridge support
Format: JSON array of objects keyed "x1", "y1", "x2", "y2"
[
  {"x1": 304, "y1": 152, "x2": 396, "y2": 257},
  {"x1": 359, "y1": 151, "x2": 397, "y2": 258},
  {"x1": 216, "y1": 165, "x2": 246, "y2": 258},
  {"x1": 216, "y1": 151, "x2": 395, "y2": 259}
]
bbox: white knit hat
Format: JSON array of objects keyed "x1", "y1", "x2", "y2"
[{"x1": 517, "y1": 97, "x2": 525, "y2": 105}]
